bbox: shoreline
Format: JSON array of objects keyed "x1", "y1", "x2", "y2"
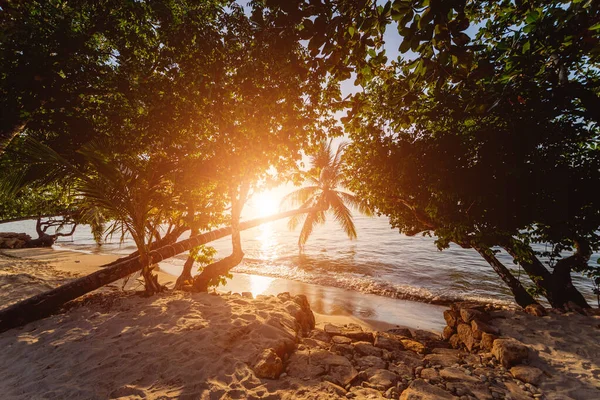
[
  {"x1": 1, "y1": 249, "x2": 599, "y2": 399},
  {"x1": 1, "y1": 246, "x2": 447, "y2": 332}
]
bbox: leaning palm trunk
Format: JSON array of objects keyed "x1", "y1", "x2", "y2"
[{"x1": 0, "y1": 207, "x2": 321, "y2": 333}]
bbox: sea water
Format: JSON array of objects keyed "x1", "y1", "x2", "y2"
[{"x1": 3, "y1": 214, "x2": 597, "y2": 307}]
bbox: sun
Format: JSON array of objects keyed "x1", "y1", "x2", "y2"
[{"x1": 251, "y1": 190, "x2": 280, "y2": 217}]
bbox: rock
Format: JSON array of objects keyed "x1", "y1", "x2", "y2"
[
  {"x1": 510, "y1": 365, "x2": 543, "y2": 385},
  {"x1": 524, "y1": 304, "x2": 547, "y2": 317},
  {"x1": 366, "y1": 368, "x2": 399, "y2": 390},
  {"x1": 392, "y1": 350, "x2": 424, "y2": 373},
  {"x1": 401, "y1": 339, "x2": 427, "y2": 354},
  {"x1": 318, "y1": 381, "x2": 348, "y2": 397},
  {"x1": 480, "y1": 332, "x2": 497, "y2": 351},
  {"x1": 287, "y1": 349, "x2": 358, "y2": 387},
  {"x1": 355, "y1": 355, "x2": 387, "y2": 370},
  {"x1": 241, "y1": 291, "x2": 254, "y2": 299},
  {"x1": 431, "y1": 348, "x2": 463, "y2": 356},
  {"x1": 451, "y1": 302, "x2": 487, "y2": 313},
  {"x1": 491, "y1": 338, "x2": 529, "y2": 368},
  {"x1": 410, "y1": 329, "x2": 441, "y2": 342},
  {"x1": 253, "y1": 348, "x2": 283, "y2": 379},
  {"x1": 389, "y1": 362, "x2": 413, "y2": 379},
  {"x1": 384, "y1": 386, "x2": 399, "y2": 399},
  {"x1": 457, "y1": 324, "x2": 476, "y2": 352},
  {"x1": 354, "y1": 341, "x2": 383, "y2": 357},
  {"x1": 331, "y1": 343, "x2": 354, "y2": 358},
  {"x1": 470, "y1": 320, "x2": 499, "y2": 340},
  {"x1": 324, "y1": 323, "x2": 343, "y2": 336},
  {"x1": 349, "y1": 387, "x2": 386, "y2": 399},
  {"x1": 503, "y1": 381, "x2": 533, "y2": 400},
  {"x1": 388, "y1": 327, "x2": 412, "y2": 337},
  {"x1": 444, "y1": 310, "x2": 460, "y2": 328},
  {"x1": 399, "y1": 379, "x2": 458, "y2": 399},
  {"x1": 448, "y1": 334, "x2": 461, "y2": 349},
  {"x1": 420, "y1": 368, "x2": 440, "y2": 383},
  {"x1": 439, "y1": 367, "x2": 479, "y2": 383},
  {"x1": 301, "y1": 337, "x2": 328, "y2": 349},
  {"x1": 332, "y1": 335, "x2": 353, "y2": 345},
  {"x1": 442, "y1": 326, "x2": 455, "y2": 341},
  {"x1": 277, "y1": 292, "x2": 291, "y2": 301},
  {"x1": 374, "y1": 331, "x2": 405, "y2": 351},
  {"x1": 423, "y1": 352, "x2": 461, "y2": 368},
  {"x1": 460, "y1": 308, "x2": 490, "y2": 324},
  {"x1": 309, "y1": 329, "x2": 331, "y2": 343},
  {"x1": 411, "y1": 329, "x2": 450, "y2": 350},
  {"x1": 341, "y1": 326, "x2": 374, "y2": 343},
  {"x1": 292, "y1": 295, "x2": 316, "y2": 333}
]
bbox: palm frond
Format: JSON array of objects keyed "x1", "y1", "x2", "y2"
[
  {"x1": 328, "y1": 193, "x2": 357, "y2": 240},
  {"x1": 298, "y1": 210, "x2": 326, "y2": 245},
  {"x1": 337, "y1": 191, "x2": 374, "y2": 216},
  {"x1": 331, "y1": 141, "x2": 349, "y2": 170},
  {"x1": 310, "y1": 139, "x2": 333, "y2": 171},
  {"x1": 279, "y1": 186, "x2": 319, "y2": 209},
  {"x1": 287, "y1": 211, "x2": 307, "y2": 231}
]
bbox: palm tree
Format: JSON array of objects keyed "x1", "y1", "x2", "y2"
[
  {"x1": 11, "y1": 138, "x2": 175, "y2": 294},
  {"x1": 280, "y1": 139, "x2": 373, "y2": 246}
]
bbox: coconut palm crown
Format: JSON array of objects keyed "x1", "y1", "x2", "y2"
[{"x1": 280, "y1": 139, "x2": 373, "y2": 246}]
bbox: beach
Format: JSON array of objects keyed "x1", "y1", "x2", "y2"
[{"x1": 1, "y1": 248, "x2": 599, "y2": 399}]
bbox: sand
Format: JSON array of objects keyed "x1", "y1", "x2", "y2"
[
  {"x1": 1, "y1": 247, "x2": 447, "y2": 332},
  {"x1": 0, "y1": 253, "x2": 324, "y2": 399},
  {"x1": 492, "y1": 309, "x2": 600, "y2": 400},
  {"x1": 1, "y1": 249, "x2": 600, "y2": 399}
]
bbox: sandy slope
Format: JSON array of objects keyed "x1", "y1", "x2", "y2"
[
  {"x1": 0, "y1": 255, "x2": 320, "y2": 399},
  {"x1": 492, "y1": 309, "x2": 600, "y2": 400}
]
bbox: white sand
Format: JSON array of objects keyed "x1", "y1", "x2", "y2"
[
  {"x1": 493, "y1": 309, "x2": 600, "y2": 400},
  {"x1": 0, "y1": 254, "x2": 326, "y2": 399}
]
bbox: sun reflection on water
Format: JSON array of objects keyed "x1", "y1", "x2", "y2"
[
  {"x1": 257, "y1": 222, "x2": 277, "y2": 261},
  {"x1": 249, "y1": 274, "x2": 274, "y2": 297}
]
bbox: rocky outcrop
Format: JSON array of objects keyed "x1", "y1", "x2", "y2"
[
  {"x1": 0, "y1": 232, "x2": 31, "y2": 249},
  {"x1": 270, "y1": 316, "x2": 551, "y2": 400}
]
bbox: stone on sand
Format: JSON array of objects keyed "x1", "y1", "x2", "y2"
[
  {"x1": 399, "y1": 379, "x2": 458, "y2": 399},
  {"x1": 253, "y1": 348, "x2": 283, "y2": 379},
  {"x1": 510, "y1": 365, "x2": 544, "y2": 385},
  {"x1": 491, "y1": 338, "x2": 529, "y2": 368}
]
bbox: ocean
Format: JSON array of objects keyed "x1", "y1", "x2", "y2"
[{"x1": 3, "y1": 212, "x2": 598, "y2": 309}]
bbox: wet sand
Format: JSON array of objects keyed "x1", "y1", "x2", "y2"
[{"x1": 2, "y1": 247, "x2": 446, "y2": 332}]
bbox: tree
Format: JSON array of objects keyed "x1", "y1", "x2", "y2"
[
  {"x1": 341, "y1": 0, "x2": 600, "y2": 308},
  {"x1": 281, "y1": 139, "x2": 373, "y2": 247},
  {"x1": 0, "y1": 206, "x2": 323, "y2": 333},
  {"x1": 2, "y1": 1, "x2": 341, "y2": 294}
]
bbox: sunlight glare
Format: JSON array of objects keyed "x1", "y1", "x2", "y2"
[
  {"x1": 249, "y1": 275, "x2": 274, "y2": 297},
  {"x1": 252, "y1": 191, "x2": 280, "y2": 217}
]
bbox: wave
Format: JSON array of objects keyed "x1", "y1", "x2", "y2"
[{"x1": 230, "y1": 258, "x2": 515, "y2": 308}]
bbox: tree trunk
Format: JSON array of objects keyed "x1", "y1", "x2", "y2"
[
  {"x1": 191, "y1": 185, "x2": 247, "y2": 292},
  {"x1": 503, "y1": 242, "x2": 590, "y2": 309},
  {"x1": 550, "y1": 240, "x2": 591, "y2": 309},
  {"x1": 174, "y1": 228, "x2": 199, "y2": 290},
  {"x1": 0, "y1": 207, "x2": 321, "y2": 333},
  {"x1": 473, "y1": 246, "x2": 539, "y2": 308}
]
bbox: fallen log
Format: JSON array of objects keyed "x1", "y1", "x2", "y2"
[{"x1": 0, "y1": 207, "x2": 318, "y2": 333}]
